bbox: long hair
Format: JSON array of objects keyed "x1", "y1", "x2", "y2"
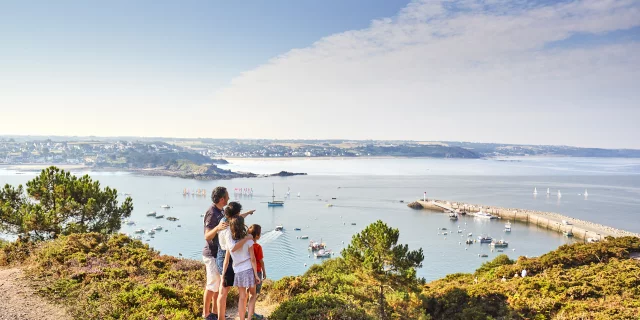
[{"x1": 229, "y1": 216, "x2": 247, "y2": 241}]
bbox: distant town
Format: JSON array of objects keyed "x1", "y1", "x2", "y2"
[{"x1": 2, "y1": 136, "x2": 640, "y2": 170}]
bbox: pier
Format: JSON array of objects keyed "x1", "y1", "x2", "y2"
[{"x1": 417, "y1": 199, "x2": 640, "y2": 241}]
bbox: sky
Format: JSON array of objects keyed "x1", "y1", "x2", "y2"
[{"x1": 1, "y1": 0, "x2": 639, "y2": 148}]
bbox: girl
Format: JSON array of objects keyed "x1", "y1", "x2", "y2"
[{"x1": 222, "y1": 215, "x2": 260, "y2": 320}]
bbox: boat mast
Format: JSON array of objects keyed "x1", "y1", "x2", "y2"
[{"x1": 272, "y1": 183, "x2": 275, "y2": 202}]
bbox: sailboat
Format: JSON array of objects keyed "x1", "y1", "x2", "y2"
[
  {"x1": 546, "y1": 188, "x2": 550, "y2": 196},
  {"x1": 584, "y1": 189, "x2": 588, "y2": 197},
  {"x1": 533, "y1": 187, "x2": 538, "y2": 195},
  {"x1": 268, "y1": 184, "x2": 285, "y2": 207},
  {"x1": 297, "y1": 192, "x2": 301, "y2": 197},
  {"x1": 557, "y1": 190, "x2": 562, "y2": 198}
]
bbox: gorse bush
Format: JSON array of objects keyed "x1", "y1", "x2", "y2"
[
  {"x1": 1, "y1": 233, "x2": 241, "y2": 319},
  {"x1": 268, "y1": 236, "x2": 640, "y2": 320}
]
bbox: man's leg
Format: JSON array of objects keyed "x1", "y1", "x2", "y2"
[{"x1": 203, "y1": 256, "x2": 221, "y2": 318}]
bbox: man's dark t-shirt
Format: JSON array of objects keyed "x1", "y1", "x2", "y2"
[{"x1": 202, "y1": 205, "x2": 224, "y2": 257}]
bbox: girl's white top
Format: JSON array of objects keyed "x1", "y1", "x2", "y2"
[{"x1": 229, "y1": 239, "x2": 255, "y2": 273}]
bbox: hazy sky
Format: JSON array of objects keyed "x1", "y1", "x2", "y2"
[{"x1": 1, "y1": 0, "x2": 639, "y2": 148}]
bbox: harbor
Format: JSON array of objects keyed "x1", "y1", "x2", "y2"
[{"x1": 416, "y1": 199, "x2": 640, "y2": 241}]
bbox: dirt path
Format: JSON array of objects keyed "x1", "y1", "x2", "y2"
[
  {"x1": 0, "y1": 268, "x2": 71, "y2": 320},
  {"x1": 226, "y1": 300, "x2": 277, "y2": 320}
]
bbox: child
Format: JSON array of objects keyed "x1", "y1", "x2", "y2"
[
  {"x1": 222, "y1": 216, "x2": 260, "y2": 320},
  {"x1": 247, "y1": 224, "x2": 265, "y2": 319}
]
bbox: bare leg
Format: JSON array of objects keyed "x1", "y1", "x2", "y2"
[
  {"x1": 238, "y1": 287, "x2": 248, "y2": 320},
  {"x1": 217, "y1": 285, "x2": 229, "y2": 319},
  {"x1": 203, "y1": 289, "x2": 214, "y2": 317},
  {"x1": 247, "y1": 286, "x2": 257, "y2": 319}
]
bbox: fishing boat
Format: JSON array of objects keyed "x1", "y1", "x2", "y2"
[
  {"x1": 478, "y1": 236, "x2": 493, "y2": 243},
  {"x1": 308, "y1": 240, "x2": 326, "y2": 251},
  {"x1": 504, "y1": 222, "x2": 512, "y2": 232},
  {"x1": 491, "y1": 239, "x2": 509, "y2": 248},
  {"x1": 275, "y1": 225, "x2": 284, "y2": 231},
  {"x1": 134, "y1": 229, "x2": 145, "y2": 234},
  {"x1": 268, "y1": 184, "x2": 285, "y2": 207},
  {"x1": 147, "y1": 211, "x2": 157, "y2": 217},
  {"x1": 475, "y1": 211, "x2": 498, "y2": 219},
  {"x1": 314, "y1": 249, "x2": 332, "y2": 258}
]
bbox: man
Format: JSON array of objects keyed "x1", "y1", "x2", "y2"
[{"x1": 202, "y1": 186, "x2": 230, "y2": 320}]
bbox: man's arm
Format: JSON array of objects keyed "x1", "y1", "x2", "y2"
[
  {"x1": 239, "y1": 209, "x2": 256, "y2": 218},
  {"x1": 204, "y1": 220, "x2": 228, "y2": 241}
]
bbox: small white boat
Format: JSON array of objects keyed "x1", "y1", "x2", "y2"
[
  {"x1": 475, "y1": 211, "x2": 498, "y2": 219},
  {"x1": 491, "y1": 239, "x2": 509, "y2": 248},
  {"x1": 533, "y1": 187, "x2": 538, "y2": 195},
  {"x1": 134, "y1": 229, "x2": 145, "y2": 234},
  {"x1": 584, "y1": 189, "x2": 589, "y2": 197},
  {"x1": 297, "y1": 192, "x2": 301, "y2": 197},
  {"x1": 314, "y1": 249, "x2": 332, "y2": 258},
  {"x1": 449, "y1": 211, "x2": 458, "y2": 220},
  {"x1": 134, "y1": 235, "x2": 142, "y2": 240},
  {"x1": 125, "y1": 220, "x2": 135, "y2": 225},
  {"x1": 468, "y1": 233, "x2": 473, "y2": 237},
  {"x1": 161, "y1": 204, "x2": 171, "y2": 209},
  {"x1": 300, "y1": 235, "x2": 309, "y2": 239},
  {"x1": 478, "y1": 236, "x2": 493, "y2": 243},
  {"x1": 147, "y1": 211, "x2": 157, "y2": 217},
  {"x1": 154, "y1": 225, "x2": 163, "y2": 231},
  {"x1": 557, "y1": 190, "x2": 562, "y2": 198},
  {"x1": 547, "y1": 188, "x2": 550, "y2": 195},
  {"x1": 308, "y1": 240, "x2": 326, "y2": 251},
  {"x1": 587, "y1": 237, "x2": 599, "y2": 243},
  {"x1": 275, "y1": 225, "x2": 284, "y2": 231},
  {"x1": 148, "y1": 230, "x2": 155, "y2": 235},
  {"x1": 155, "y1": 214, "x2": 165, "y2": 219},
  {"x1": 504, "y1": 222, "x2": 512, "y2": 232}
]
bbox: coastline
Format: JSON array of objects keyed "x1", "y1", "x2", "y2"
[{"x1": 417, "y1": 199, "x2": 640, "y2": 240}]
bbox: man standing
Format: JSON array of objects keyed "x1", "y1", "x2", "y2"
[{"x1": 202, "y1": 186, "x2": 230, "y2": 320}]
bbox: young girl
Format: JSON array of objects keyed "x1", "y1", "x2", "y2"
[{"x1": 222, "y1": 215, "x2": 260, "y2": 320}]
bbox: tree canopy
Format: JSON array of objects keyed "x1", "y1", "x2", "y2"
[
  {"x1": 342, "y1": 220, "x2": 424, "y2": 319},
  {"x1": 0, "y1": 166, "x2": 133, "y2": 240}
]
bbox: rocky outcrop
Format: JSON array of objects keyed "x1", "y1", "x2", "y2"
[
  {"x1": 268, "y1": 171, "x2": 307, "y2": 177},
  {"x1": 407, "y1": 201, "x2": 424, "y2": 209}
]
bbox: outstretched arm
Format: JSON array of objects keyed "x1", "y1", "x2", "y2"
[
  {"x1": 240, "y1": 210, "x2": 256, "y2": 218},
  {"x1": 232, "y1": 234, "x2": 253, "y2": 252}
]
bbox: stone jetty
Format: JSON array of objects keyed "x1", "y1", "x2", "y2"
[{"x1": 417, "y1": 199, "x2": 640, "y2": 241}]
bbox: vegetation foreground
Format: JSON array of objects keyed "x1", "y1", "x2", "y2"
[
  {"x1": 1, "y1": 167, "x2": 639, "y2": 319},
  {"x1": 1, "y1": 232, "x2": 638, "y2": 319}
]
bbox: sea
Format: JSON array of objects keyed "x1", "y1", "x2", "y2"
[{"x1": 1, "y1": 157, "x2": 639, "y2": 282}]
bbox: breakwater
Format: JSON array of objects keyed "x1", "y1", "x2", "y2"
[{"x1": 416, "y1": 199, "x2": 640, "y2": 241}]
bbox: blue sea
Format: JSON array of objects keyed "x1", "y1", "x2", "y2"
[{"x1": 2, "y1": 157, "x2": 639, "y2": 282}]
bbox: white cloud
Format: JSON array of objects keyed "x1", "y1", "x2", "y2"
[{"x1": 204, "y1": 0, "x2": 640, "y2": 148}]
